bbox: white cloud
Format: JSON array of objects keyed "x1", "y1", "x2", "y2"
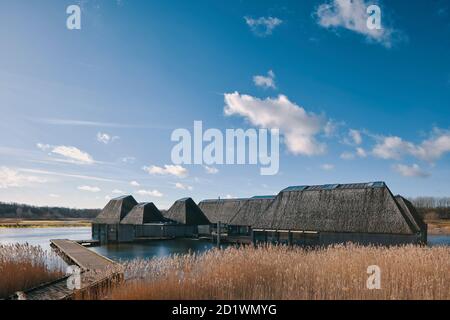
[
  {"x1": 321, "y1": 163, "x2": 335, "y2": 170},
  {"x1": 0, "y1": 167, "x2": 47, "y2": 189},
  {"x1": 340, "y1": 147, "x2": 367, "y2": 160},
  {"x1": 372, "y1": 130, "x2": 450, "y2": 162},
  {"x1": 50, "y1": 145, "x2": 95, "y2": 164},
  {"x1": 137, "y1": 189, "x2": 164, "y2": 198},
  {"x1": 372, "y1": 136, "x2": 412, "y2": 160},
  {"x1": 120, "y1": 156, "x2": 136, "y2": 164},
  {"x1": 224, "y1": 92, "x2": 327, "y2": 156},
  {"x1": 105, "y1": 195, "x2": 112, "y2": 201},
  {"x1": 97, "y1": 132, "x2": 119, "y2": 144},
  {"x1": 393, "y1": 164, "x2": 430, "y2": 178},
  {"x1": 130, "y1": 180, "x2": 140, "y2": 187},
  {"x1": 253, "y1": 70, "x2": 276, "y2": 89},
  {"x1": 340, "y1": 151, "x2": 355, "y2": 160},
  {"x1": 19, "y1": 168, "x2": 121, "y2": 183},
  {"x1": 356, "y1": 147, "x2": 367, "y2": 157},
  {"x1": 112, "y1": 189, "x2": 124, "y2": 194},
  {"x1": 143, "y1": 164, "x2": 188, "y2": 177},
  {"x1": 244, "y1": 16, "x2": 282, "y2": 36},
  {"x1": 225, "y1": 194, "x2": 234, "y2": 199},
  {"x1": 36, "y1": 143, "x2": 51, "y2": 151},
  {"x1": 349, "y1": 129, "x2": 362, "y2": 145},
  {"x1": 174, "y1": 182, "x2": 193, "y2": 191},
  {"x1": 315, "y1": 0, "x2": 400, "y2": 48},
  {"x1": 77, "y1": 185, "x2": 101, "y2": 193},
  {"x1": 49, "y1": 194, "x2": 60, "y2": 198},
  {"x1": 204, "y1": 165, "x2": 219, "y2": 174}
]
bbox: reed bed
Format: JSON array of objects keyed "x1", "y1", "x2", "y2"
[
  {"x1": 0, "y1": 243, "x2": 65, "y2": 298},
  {"x1": 107, "y1": 244, "x2": 449, "y2": 300}
]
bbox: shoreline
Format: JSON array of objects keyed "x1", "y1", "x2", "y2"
[
  {"x1": 426, "y1": 219, "x2": 450, "y2": 235},
  {"x1": 0, "y1": 219, "x2": 449, "y2": 235},
  {"x1": 0, "y1": 219, "x2": 91, "y2": 228}
]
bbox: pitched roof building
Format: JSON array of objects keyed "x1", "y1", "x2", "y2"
[
  {"x1": 120, "y1": 202, "x2": 167, "y2": 225},
  {"x1": 93, "y1": 195, "x2": 138, "y2": 224},
  {"x1": 164, "y1": 197, "x2": 210, "y2": 225},
  {"x1": 252, "y1": 182, "x2": 423, "y2": 235}
]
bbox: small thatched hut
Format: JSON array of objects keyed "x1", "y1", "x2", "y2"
[
  {"x1": 92, "y1": 195, "x2": 138, "y2": 243},
  {"x1": 121, "y1": 202, "x2": 166, "y2": 224},
  {"x1": 164, "y1": 197, "x2": 210, "y2": 225}
]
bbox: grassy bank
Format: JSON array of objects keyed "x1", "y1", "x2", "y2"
[
  {"x1": 427, "y1": 219, "x2": 450, "y2": 235},
  {"x1": 107, "y1": 244, "x2": 449, "y2": 300},
  {"x1": 0, "y1": 244, "x2": 65, "y2": 298},
  {"x1": 0, "y1": 219, "x2": 91, "y2": 228}
]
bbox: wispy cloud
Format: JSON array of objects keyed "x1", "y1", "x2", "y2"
[
  {"x1": 174, "y1": 182, "x2": 193, "y2": 191},
  {"x1": 372, "y1": 129, "x2": 450, "y2": 162},
  {"x1": 0, "y1": 167, "x2": 47, "y2": 189},
  {"x1": 130, "y1": 180, "x2": 140, "y2": 187},
  {"x1": 204, "y1": 165, "x2": 219, "y2": 174},
  {"x1": 19, "y1": 168, "x2": 121, "y2": 183},
  {"x1": 97, "y1": 132, "x2": 119, "y2": 144},
  {"x1": 120, "y1": 156, "x2": 136, "y2": 164},
  {"x1": 143, "y1": 164, "x2": 188, "y2": 177},
  {"x1": 224, "y1": 92, "x2": 327, "y2": 156},
  {"x1": 253, "y1": 70, "x2": 276, "y2": 89},
  {"x1": 315, "y1": 0, "x2": 403, "y2": 48},
  {"x1": 51, "y1": 145, "x2": 95, "y2": 164},
  {"x1": 77, "y1": 185, "x2": 101, "y2": 192},
  {"x1": 37, "y1": 143, "x2": 96, "y2": 165},
  {"x1": 137, "y1": 189, "x2": 164, "y2": 197},
  {"x1": 349, "y1": 129, "x2": 362, "y2": 145},
  {"x1": 33, "y1": 118, "x2": 171, "y2": 129},
  {"x1": 393, "y1": 164, "x2": 430, "y2": 178},
  {"x1": 244, "y1": 16, "x2": 282, "y2": 37},
  {"x1": 340, "y1": 147, "x2": 367, "y2": 160},
  {"x1": 321, "y1": 163, "x2": 335, "y2": 171}
]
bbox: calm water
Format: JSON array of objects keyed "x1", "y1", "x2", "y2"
[
  {"x1": 0, "y1": 227, "x2": 217, "y2": 261},
  {"x1": 0, "y1": 227, "x2": 449, "y2": 262}
]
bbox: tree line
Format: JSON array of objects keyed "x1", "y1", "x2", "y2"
[
  {"x1": 408, "y1": 197, "x2": 450, "y2": 209},
  {"x1": 0, "y1": 202, "x2": 99, "y2": 220}
]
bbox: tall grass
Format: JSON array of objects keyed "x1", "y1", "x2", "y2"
[
  {"x1": 108, "y1": 244, "x2": 449, "y2": 300},
  {"x1": 0, "y1": 244, "x2": 65, "y2": 298}
]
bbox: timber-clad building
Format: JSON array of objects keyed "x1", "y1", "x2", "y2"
[{"x1": 92, "y1": 181, "x2": 427, "y2": 245}]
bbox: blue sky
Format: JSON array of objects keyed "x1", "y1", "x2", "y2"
[{"x1": 0, "y1": 0, "x2": 449, "y2": 208}]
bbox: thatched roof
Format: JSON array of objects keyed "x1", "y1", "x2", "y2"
[
  {"x1": 229, "y1": 196, "x2": 276, "y2": 226},
  {"x1": 94, "y1": 195, "x2": 138, "y2": 224},
  {"x1": 120, "y1": 202, "x2": 167, "y2": 225},
  {"x1": 253, "y1": 182, "x2": 422, "y2": 234},
  {"x1": 164, "y1": 198, "x2": 210, "y2": 225},
  {"x1": 395, "y1": 196, "x2": 427, "y2": 233},
  {"x1": 198, "y1": 198, "x2": 248, "y2": 224}
]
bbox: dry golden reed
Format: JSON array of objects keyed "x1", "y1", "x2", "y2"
[
  {"x1": 0, "y1": 243, "x2": 65, "y2": 298},
  {"x1": 107, "y1": 244, "x2": 449, "y2": 300}
]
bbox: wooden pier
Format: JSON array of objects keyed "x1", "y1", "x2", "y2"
[{"x1": 12, "y1": 239, "x2": 123, "y2": 300}]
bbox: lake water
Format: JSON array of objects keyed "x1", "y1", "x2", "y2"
[
  {"x1": 0, "y1": 227, "x2": 449, "y2": 262},
  {"x1": 0, "y1": 227, "x2": 217, "y2": 261}
]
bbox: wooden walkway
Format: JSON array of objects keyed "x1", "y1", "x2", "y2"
[
  {"x1": 14, "y1": 239, "x2": 123, "y2": 300},
  {"x1": 51, "y1": 239, "x2": 113, "y2": 270}
]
